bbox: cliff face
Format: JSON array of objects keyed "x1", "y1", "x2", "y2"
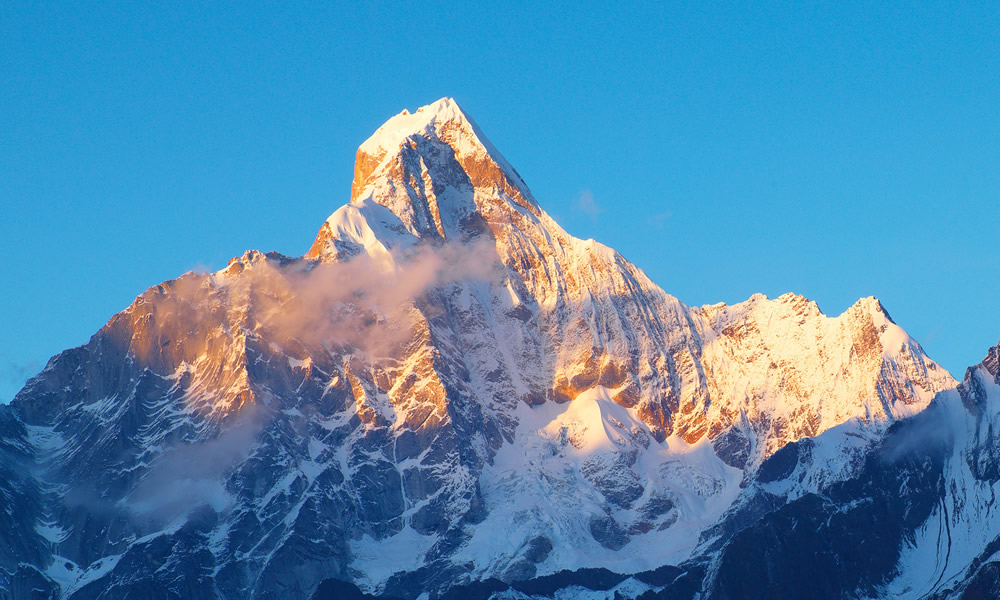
[{"x1": 0, "y1": 98, "x2": 965, "y2": 600}]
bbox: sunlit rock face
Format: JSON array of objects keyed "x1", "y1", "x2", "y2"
[{"x1": 0, "y1": 98, "x2": 968, "y2": 600}]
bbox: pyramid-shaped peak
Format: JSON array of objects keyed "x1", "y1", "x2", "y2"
[
  {"x1": 358, "y1": 97, "x2": 476, "y2": 158},
  {"x1": 343, "y1": 97, "x2": 539, "y2": 219},
  {"x1": 309, "y1": 98, "x2": 542, "y2": 257},
  {"x1": 350, "y1": 97, "x2": 518, "y2": 204}
]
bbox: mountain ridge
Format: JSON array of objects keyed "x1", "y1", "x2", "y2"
[{"x1": 0, "y1": 98, "x2": 986, "y2": 600}]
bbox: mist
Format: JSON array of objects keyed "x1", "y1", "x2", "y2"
[
  {"x1": 126, "y1": 405, "x2": 267, "y2": 522},
  {"x1": 119, "y1": 237, "x2": 504, "y2": 522},
  {"x1": 879, "y1": 399, "x2": 955, "y2": 465},
  {"x1": 229, "y1": 238, "x2": 504, "y2": 357}
]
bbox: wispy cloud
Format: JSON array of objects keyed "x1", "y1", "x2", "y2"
[
  {"x1": 126, "y1": 406, "x2": 266, "y2": 522},
  {"x1": 0, "y1": 354, "x2": 43, "y2": 402},
  {"x1": 650, "y1": 209, "x2": 672, "y2": 229},
  {"x1": 115, "y1": 238, "x2": 505, "y2": 522},
  {"x1": 575, "y1": 189, "x2": 603, "y2": 220},
  {"x1": 187, "y1": 262, "x2": 215, "y2": 274},
  {"x1": 235, "y1": 238, "x2": 503, "y2": 358}
]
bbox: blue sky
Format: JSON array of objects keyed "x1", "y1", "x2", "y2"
[{"x1": 1, "y1": 2, "x2": 998, "y2": 401}]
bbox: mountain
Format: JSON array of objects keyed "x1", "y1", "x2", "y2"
[{"x1": 0, "y1": 98, "x2": 989, "y2": 600}]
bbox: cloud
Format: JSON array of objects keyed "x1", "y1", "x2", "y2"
[
  {"x1": 0, "y1": 355, "x2": 43, "y2": 386},
  {"x1": 126, "y1": 405, "x2": 267, "y2": 522},
  {"x1": 187, "y1": 262, "x2": 215, "y2": 274},
  {"x1": 112, "y1": 237, "x2": 506, "y2": 523},
  {"x1": 234, "y1": 238, "x2": 504, "y2": 358},
  {"x1": 135, "y1": 238, "x2": 505, "y2": 367},
  {"x1": 575, "y1": 189, "x2": 603, "y2": 219},
  {"x1": 650, "y1": 210, "x2": 672, "y2": 229},
  {"x1": 0, "y1": 354, "x2": 44, "y2": 402},
  {"x1": 921, "y1": 325, "x2": 943, "y2": 348},
  {"x1": 880, "y1": 401, "x2": 953, "y2": 465}
]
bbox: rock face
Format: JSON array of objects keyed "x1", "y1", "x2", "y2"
[
  {"x1": 0, "y1": 98, "x2": 987, "y2": 600},
  {"x1": 683, "y1": 342, "x2": 1000, "y2": 600}
]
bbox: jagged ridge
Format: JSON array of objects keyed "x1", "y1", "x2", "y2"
[{"x1": 0, "y1": 98, "x2": 969, "y2": 600}]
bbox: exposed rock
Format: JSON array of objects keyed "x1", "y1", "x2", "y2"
[{"x1": 589, "y1": 515, "x2": 630, "y2": 550}]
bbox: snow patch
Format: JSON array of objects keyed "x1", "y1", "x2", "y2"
[{"x1": 350, "y1": 526, "x2": 439, "y2": 590}]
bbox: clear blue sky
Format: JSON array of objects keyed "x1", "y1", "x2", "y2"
[{"x1": 2, "y1": 2, "x2": 998, "y2": 401}]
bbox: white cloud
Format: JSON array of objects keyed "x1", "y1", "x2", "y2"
[
  {"x1": 651, "y1": 209, "x2": 672, "y2": 229},
  {"x1": 575, "y1": 189, "x2": 603, "y2": 219}
]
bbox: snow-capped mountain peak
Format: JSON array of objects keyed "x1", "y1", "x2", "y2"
[
  {"x1": 0, "y1": 97, "x2": 976, "y2": 600},
  {"x1": 355, "y1": 97, "x2": 473, "y2": 164},
  {"x1": 308, "y1": 98, "x2": 540, "y2": 259}
]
